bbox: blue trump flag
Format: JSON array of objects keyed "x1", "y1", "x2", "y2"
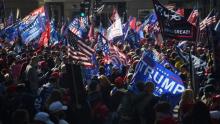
[
  {"x1": 19, "y1": 6, "x2": 47, "y2": 44},
  {"x1": 130, "y1": 50, "x2": 185, "y2": 104},
  {"x1": 2, "y1": 22, "x2": 19, "y2": 42},
  {"x1": 19, "y1": 15, "x2": 46, "y2": 43}
]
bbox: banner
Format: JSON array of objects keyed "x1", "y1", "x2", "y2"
[
  {"x1": 19, "y1": 6, "x2": 47, "y2": 44},
  {"x1": 131, "y1": 50, "x2": 185, "y2": 96},
  {"x1": 2, "y1": 22, "x2": 19, "y2": 42},
  {"x1": 152, "y1": 0, "x2": 196, "y2": 40},
  {"x1": 68, "y1": 17, "x2": 88, "y2": 38},
  {"x1": 107, "y1": 18, "x2": 123, "y2": 41}
]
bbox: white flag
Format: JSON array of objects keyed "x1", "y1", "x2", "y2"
[{"x1": 107, "y1": 18, "x2": 123, "y2": 40}]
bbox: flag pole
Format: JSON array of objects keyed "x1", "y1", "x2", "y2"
[
  {"x1": 188, "y1": 49, "x2": 193, "y2": 89},
  {"x1": 191, "y1": 0, "x2": 200, "y2": 97}
]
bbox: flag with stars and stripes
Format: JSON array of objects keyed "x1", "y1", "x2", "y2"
[
  {"x1": 98, "y1": 32, "x2": 127, "y2": 67},
  {"x1": 68, "y1": 16, "x2": 88, "y2": 38},
  {"x1": 68, "y1": 35, "x2": 95, "y2": 67},
  {"x1": 68, "y1": 18, "x2": 81, "y2": 37},
  {"x1": 200, "y1": 9, "x2": 217, "y2": 31},
  {"x1": 109, "y1": 45, "x2": 127, "y2": 66}
]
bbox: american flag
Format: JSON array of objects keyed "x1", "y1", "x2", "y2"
[
  {"x1": 98, "y1": 32, "x2": 127, "y2": 66},
  {"x1": 109, "y1": 45, "x2": 127, "y2": 65},
  {"x1": 102, "y1": 45, "x2": 127, "y2": 66},
  {"x1": 68, "y1": 36, "x2": 95, "y2": 67},
  {"x1": 187, "y1": 9, "x2": 199, "y2": 26},
  {"x1": 68, "y1": 18, "x2": 81, "y2": 37},
  {"x1": 142, "y1": 13, "x2": 158, "y2": 34},
  {"x1": 200, "y1": 9, "x2": 217, "y2": 31},
  {"x1": 68, "y1": 17, "x2": 88, "y2": 38}
]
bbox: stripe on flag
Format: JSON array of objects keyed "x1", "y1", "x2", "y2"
[
  {"x1": 200, "y1": 10, "x2": 217, "y2": 31},
  {"x1": 109, "y1": 45, "x2": 127, "y2": 65},
  {"x1": 68, "y1": 46, "x2": 93, "y2": 66},
  {"x1": 68, "y1": 39, "x2": 95, "y2": 67}
]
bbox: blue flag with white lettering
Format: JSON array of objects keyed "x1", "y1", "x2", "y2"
[
  {"x1": 2, "y1": 22, "x2": 19, "y2": 42},
  {"x1": 130, "y1": 50, "x2": 185, "y2": 105},
  {"x1": 18, "y1": 7, "x2": 47, "y2": 44}
]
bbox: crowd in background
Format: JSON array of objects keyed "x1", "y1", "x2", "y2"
[{"x1": 0, "y1": 27, "x2": 220, "y2": 124}]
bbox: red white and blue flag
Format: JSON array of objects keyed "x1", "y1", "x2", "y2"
[
  {"x1": 200, "y1": 9, "x2": 217, "y2": 31},
  {"x1": 107, "y1": 8, "x2": 123, "y2": 41},
  {"x1": 68, "y1": 34, "x2": 95, "y2": 67},
  {"x1": 109, "y1": 45, "x2": 127, "y2": 66},
  {"x1": 68, "y1": 16, "x2": 88, "y2": 38},
  {"x1": 38, "y1": 21, "x2": 50, "y2": 48},
  {"x1": 18, "y1": 6, "x2": 47, "y2": 44}
]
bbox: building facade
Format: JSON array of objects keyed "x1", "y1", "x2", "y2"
[
  {"x1": 2, "y1": 0, "x2": 220, "y2": 17},
  {"x1": 43, "y1": 0, "x2": 220, "y2": 22},
  {"x1": 3, "y1": 0, "x2": 220, "y2": 21},
  {"x1": 3, "y1": 0, "x2": 41, "y2": 18}
]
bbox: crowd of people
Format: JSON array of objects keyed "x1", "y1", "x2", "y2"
[
  {"x1": 0, "y1": 29, "x2": 219, "y2": 124},
  {"x1": 0, "y1": 1, "x2": 219, "y2": 123}
]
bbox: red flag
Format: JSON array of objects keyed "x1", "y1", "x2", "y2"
[
  {"x1": 38, "y1": 21, "x2": 50, "y2": 48},
  {"x1": 176, "y1": 8, "x2": 184, "y2": 16},
  {"x1": 187, "y1": 9, "x2": 199, "y2": 26},
  {"x1": 129, "y1": 17, "x2": 136, "y2": 30}
]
